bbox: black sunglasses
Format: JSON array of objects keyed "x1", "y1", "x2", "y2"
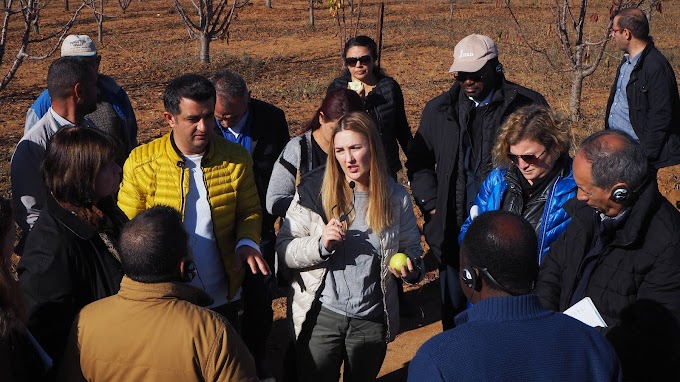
[
  {"x1": 345, "y1": 55, "x2": 373, "y2": 66},
  {"x1": 507, "y1": 149, "x2": 547, "y2": 165},
  {"x1": 454, "y1": 68, "x2": 489, "y2": 82}
]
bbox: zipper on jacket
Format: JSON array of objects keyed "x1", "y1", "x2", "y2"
[
  {"x1": 177, "y1": 160, "x2": 187, "y2": 214},
  {"x1": 538, "y1": 174, "x2": 562, "y2": 264}
]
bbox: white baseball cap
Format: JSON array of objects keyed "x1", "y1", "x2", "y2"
[
  {"x1": 61, "y1": 34, "x2": 97, "y2": 57},
  {"x1": 449, "y1": 34, "x2": 498, "y2": 73}
]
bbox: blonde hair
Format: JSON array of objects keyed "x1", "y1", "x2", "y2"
[
  {"x1": 321, "y1": 112, "x2": 393, "y2": 233},
  {"x1": 493, "y1": 105, "x2": 572, "y2": 168}
]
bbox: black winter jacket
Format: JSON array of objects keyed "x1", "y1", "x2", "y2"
[
  {"x1": 535, "y1": 179, "x2": 680, "y2": 327},
  {"x1": 245, "y1": 98, "x2": 290, "y2": 259},
  {"x1": 605, "y1": 42, "x2": 680, "y2": 168},
  {"x1": 328, "y1": 74, "x2": 412, "y2": 176},
  {"x1": 406, "y1": 79, "x2": 546, "y2": 264},
  {"x1": 18, "y1": 195, "x2": 127, "y2": 365}
]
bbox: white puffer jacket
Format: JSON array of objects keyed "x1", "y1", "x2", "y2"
[{"x1": 276, "y1": 174, "x2": 423, "y2": 343}]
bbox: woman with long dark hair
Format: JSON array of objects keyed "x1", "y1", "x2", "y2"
[
  {"x1": 328, "y1": 35, "x2": 412, "y2": 178},
  {"x1": 277, "y1": 112, "x2": 423, "y2": 381},
  {"x1": 266, "y1": 88, "x2": 364, "y2": 218},
  {"x1": 18, "y1": 126, "x2": 128, "y2": 367}
]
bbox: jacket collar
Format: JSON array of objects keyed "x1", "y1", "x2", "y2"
[
  {"x1": 167, "y1": 131, "x2": 217, "y2": 165},
  {"x1": 47, "y1": 194, "x2": 117, "y2": 240},
  {"x1": 565, "y1": 177, "x2": 661, "y2": 247},
  {"x1": 117, "y1": 276, "x2": 214, "y2": 307},
  {"x1": 454, "y1": 294, "x2": 550, "y2": 325}
]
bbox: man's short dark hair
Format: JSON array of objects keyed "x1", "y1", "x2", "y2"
[
  {"x1": 210, "y1": 70, "x2": 248, "y2": 101},
  {"x1": 42, "y1": 126, "x2": 118, "y2": 206},
  {"x1": 614, "y1": 8, "x2": 650, "y2": 41},
  {"x1": 47, "y1": 57, "x2": 96, "y2": 100},
  {"x1": 119, "y1": 206, "x2": 188, "y2": 283},
  {"x1": 579, "y1": 130, "x2": 648, "y2": 190},
  {"x1": 163, "y1": 74, "x2": 216, "y2": 116},
  {"x1": 461, "y1": 210, "x2": 538, "y2": 294}
]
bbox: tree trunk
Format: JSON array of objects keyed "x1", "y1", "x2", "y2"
[
  {"x1": 65, "y1": 0, "x2": 69, "y2": 11},
  {"x1": 308, "y1": 0, "x2": 314, "y2": 27},
  {"x1": 97, "y1": 20, "x2": 103, "y2": 43},
  {"x1": 199, "y1": 34, "x2": 210, "y2": 63},
  {"x1": 265, "y1": 0, "x2": 272, "y2": 8},
  {"x1": 569, "y1": 70, "x2": 584, "y2": 122}
]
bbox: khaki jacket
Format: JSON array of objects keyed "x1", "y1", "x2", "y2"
[
  {"x1": 117, "y1": 133, "x2": 262, "y2": 298},
  {"x1": 59, "y1": 277, "x2": 258, "y2": 382}
]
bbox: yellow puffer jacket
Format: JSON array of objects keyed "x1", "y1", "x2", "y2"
[{"x1": 118, "y1": 133, "x2": 262, "y2": 299}]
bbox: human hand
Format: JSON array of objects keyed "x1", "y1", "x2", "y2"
[
  {"x1": 321, "y1": 218, "x2": 345, "y2": 252},
  {"x1": 389, "y1": 257, "x2": 414, "y2": 279},
  {"x1": 233, "y1": 245, "x2": 271, "y2": 275}
]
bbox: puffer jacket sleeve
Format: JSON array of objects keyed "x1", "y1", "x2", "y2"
[
  {"x1": 117, "y1": 150, "x2": 147, "y2": 220},
  {"x1": 396, "y1": 186, "x2": 425, "y2": 284},
  {"x1": 234, "y1": 155, "x2": 263, "y2": 244},
  {"x1": 276, "y1": 193, "x2": 327, "y2": 270},
  {"x1": 458, "y1": 168, "x2": 504, "y2": 245}
]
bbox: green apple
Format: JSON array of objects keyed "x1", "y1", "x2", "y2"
[{"x1": 389, "y1": 252, "x2": 409, "y2": 269}]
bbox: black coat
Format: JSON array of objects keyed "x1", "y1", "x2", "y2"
[
  {"x1": 18, "y1": 196, "x2": 127, "y2": 365},
  {"x1": 406, "y1": 79, "x2": 547, "y2": 264},
  {"x1": 247, "y1": 98, "x2": 290, "y2": 261},
  {"x1": 328, "y1": 74, "x2": 412, "y2": 176},
  {"x1": 535, "y1": 179, "x2": 680, "y2": 327},
  {"x1": 605, "y1": 42, "x2": 680, "y2": 169}
]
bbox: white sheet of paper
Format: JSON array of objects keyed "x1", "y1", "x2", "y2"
[{"x1": 564, "y1": 297, "x2": 608, "y2": 328}]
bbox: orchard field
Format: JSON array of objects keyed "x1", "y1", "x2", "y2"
[{"x1": 1, "y1": 0, "x2": 679, "y2": 379}]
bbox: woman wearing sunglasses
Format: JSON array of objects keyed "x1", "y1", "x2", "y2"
[
  {"x1": 458, "y1": 105, "x2": 576, "y2": 264},
  {"x1": 276, "y1": 112, "x2": 423, "y2": 381},
  {"x1": 328, "y1": 35, "x2": 411, "y2": 179}
]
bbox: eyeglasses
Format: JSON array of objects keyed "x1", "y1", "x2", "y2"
[
  {"x1": 345, "y1": 55, "x2": 373, "y2": 67},
  {"x1": 453, "y1": 68, "x2": 488, "y2": 83},
  {"x1": 507, "y1": 149, "x2": 547, "y2": 165}
]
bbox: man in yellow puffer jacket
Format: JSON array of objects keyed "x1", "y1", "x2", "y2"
[{"x1": 117, "y1": 74, "x2": 269, "y2": 330}]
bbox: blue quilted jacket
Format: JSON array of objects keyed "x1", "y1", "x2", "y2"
[{"x1": 458, "y1": 160, "x2": 576, "y2": 264}]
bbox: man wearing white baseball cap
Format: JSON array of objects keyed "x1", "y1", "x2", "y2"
[
  {"x1": 24, "y1": 34, "x2": 137, "y2": 162},
  {"x1": 407, "y1": 34, "x2": 548, "y2": 330}
]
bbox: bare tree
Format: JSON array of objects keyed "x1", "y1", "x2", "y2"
[
  {"x1": 506, "y1": 0, "x2": 661, "y2": 121},
  {"x1": 328, "y1": 0, "x2": 364, "y2": 55},
  {"x1": 1, "y1": 0, "x2": 89, "y2": 91},
  {"x1": 173, "y1": 0, "x2": 249, "y2": 63}
]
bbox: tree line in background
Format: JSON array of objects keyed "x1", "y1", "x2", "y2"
[{"x1": 0, "y1": 0, "x2": 667, "y2": 124}]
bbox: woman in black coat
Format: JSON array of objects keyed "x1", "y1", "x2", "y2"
[
  {"x1": 328, "y1": 35, "x2": 412, "y2": 178},
  {"x1": 18, "y1": 126, "x2": 128, "y2": 366}
]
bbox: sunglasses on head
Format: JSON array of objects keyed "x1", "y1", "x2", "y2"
[
  {"x1": 345, "y1": 55, "x2": 373, "y2": 66},
  {"x1": 507, "y1": 149, "x2": 547, "y2": 165}
]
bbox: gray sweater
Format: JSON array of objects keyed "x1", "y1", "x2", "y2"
[{"x1": 266, "y1": 130, "x2": 315, "y2": 217}]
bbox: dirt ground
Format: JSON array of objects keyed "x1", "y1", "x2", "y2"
[{"x1": 1, "y1": 0, "x2": 680, "y2": 380}]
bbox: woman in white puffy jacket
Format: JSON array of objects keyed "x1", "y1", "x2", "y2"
[{"x1": 276, "y1": 112, "x2": 423, "y2": 382}]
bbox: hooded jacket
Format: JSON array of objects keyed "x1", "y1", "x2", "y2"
[{"x1": 275, "y1": 168, "x2": 423, "y2": 342}]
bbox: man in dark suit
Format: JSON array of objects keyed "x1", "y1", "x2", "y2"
[{"x1": 211, "y1": 70, "x2": 290, "y2": 379}]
